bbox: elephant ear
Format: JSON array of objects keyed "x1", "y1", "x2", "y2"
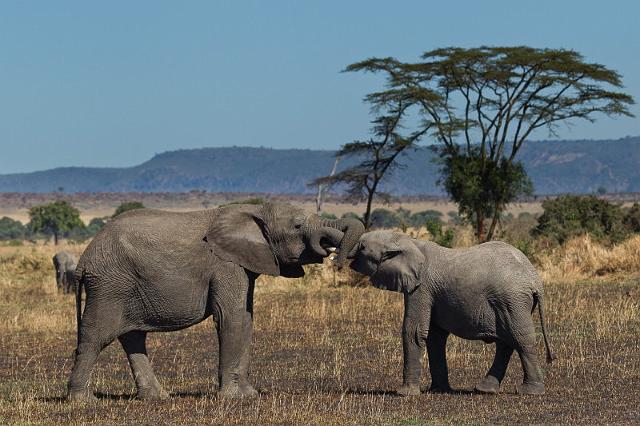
[
  {"x1": 372, "y1": 236, "x2": 425, "y2": 293},
  {"x1": 204, "y1": 205, "x2": 280, "y2": 276}
]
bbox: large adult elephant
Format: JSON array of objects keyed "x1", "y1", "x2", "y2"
[{"x1": 68, "y1": 203, "x2": 363, "y2": 401}]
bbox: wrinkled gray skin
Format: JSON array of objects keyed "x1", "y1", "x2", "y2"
[
  {"x1": 53, "y1": 251, "x2": 77, "y2": 294},
  {"x1": 349, "y1": 231, "x2": 554, "y2": 396},
  {"x1": 68, "y1": 203, "x2": 363, "y2": 402}
]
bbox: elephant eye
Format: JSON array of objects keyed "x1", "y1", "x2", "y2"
[{"x1": 294, "y1": 223, "x2": 302, "y2": 230}]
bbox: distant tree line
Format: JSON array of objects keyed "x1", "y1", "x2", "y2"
[{"x1": 0, "y1": 200, "x2": 145, "y2": 245}]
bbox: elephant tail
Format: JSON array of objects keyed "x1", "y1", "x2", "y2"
[
  {"x1": 534, "y1": 292, "x2": 555, "y2": 364},
  {"x1": 74, "y1": 266, "x2": 84, "y2": 356}
]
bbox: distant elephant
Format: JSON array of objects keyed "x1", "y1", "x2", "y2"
[
  {"x1": 68, "y1": 203, "x2": 364, "y2": 402},
  {"x1": 52, "y1": 251, "x2": 77, "y2": 294},
  {"x1": 349, "y1": 231, "x2": 554, "y2": 396}
]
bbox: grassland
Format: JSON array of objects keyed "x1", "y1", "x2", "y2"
[
  {"x1": 0, "y1": 242, "x2": 639, "y2": 424},
  {"x1": 0, "y1": 192, "x2": 545, "y2": 224}
]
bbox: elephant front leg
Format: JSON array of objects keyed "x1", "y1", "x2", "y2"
[
  {"x1": 214, "y1": 276, "x2": 258, "y2": 398},
  {"x1": 215, "y1": 309, "x2": 258, "y2": 397},
  {"x1": 397, "y1": 293, "x2": 430, "y2": 397}
]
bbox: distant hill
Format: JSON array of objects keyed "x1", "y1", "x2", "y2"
[{"x1": 1, "y1": 137, "x2": 639, "y2": 195}]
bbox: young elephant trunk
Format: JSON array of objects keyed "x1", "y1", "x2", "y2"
[{"x1": 312, "y1": 217, "x2": 364, "y2": 268}]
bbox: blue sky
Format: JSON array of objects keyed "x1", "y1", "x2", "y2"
[{"x1": 1, "y1": 1, "x2": 638, "y2": 173}]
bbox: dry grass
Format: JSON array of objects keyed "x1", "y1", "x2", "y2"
[
  {"x1": 0, "y1": 195, "x2": 544, "y2": 226},
  {"x1": 1, "y1": 243, "x2": 639, "y2": 424},
  {"x1": 538, "y1": 235, "x2": 640, "y2": 283}
]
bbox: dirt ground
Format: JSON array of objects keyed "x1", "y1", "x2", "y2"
[{"x1": 0, "y1": 244, "x2": 639, "y2": 424}]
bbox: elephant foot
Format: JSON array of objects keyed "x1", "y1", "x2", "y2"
[
  {"x1": 517, "y1": 382, "x2": 545, "y2": 395},
  {"x1": 67, "y1": 389, "x2": 98, "y2": 403},
  {"x1": 396, "y1": 385, "x2": 421, "y2": 397},
  {"x1": 474, "y1": 376, "x2": 500, "y2": 394},
  {"x1": 137, "y1": 386, "x2": 170, "y2": 401},
  {"x1": 428, "y1": 384, "x2": 452, "y2": 393},
  {"x1": 218, "y1": 383, "x2": 259, "y2": 398}
]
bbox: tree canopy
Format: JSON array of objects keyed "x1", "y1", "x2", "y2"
[
  {"x1": 312, "y1": 93, "x2": 429, "y2": 228},
  {"x1": 28, "y1": 201, "x2": 84, "y2": 245},
  {"x1": 345, "y1": 46, "x2": 634, "y2": 240}
]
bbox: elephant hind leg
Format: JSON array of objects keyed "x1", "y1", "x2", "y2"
[
  {"x1": 119, "y1": 331, "x2": 169, "y2": 400},
  {"x1": 67, "y1": 300, "x2": 122, "y2": 401},
  {"x1": 509, "y1": 313, "x2": 545, "y2": 395},
  {"x1": 475, "y1": 341, "x2": 513, "y2": 394}
]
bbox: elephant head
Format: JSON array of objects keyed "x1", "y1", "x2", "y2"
[
  {"x1": 205, "y1": 202, "x2": 364, "y2": 277},
  {"x1": 348, "y1": 231, "x2": 425, "y2": 293}
]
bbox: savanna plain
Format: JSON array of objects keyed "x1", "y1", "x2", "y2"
[{"x1": 1, "y1": 225, "x2": 640, "y2": 424}]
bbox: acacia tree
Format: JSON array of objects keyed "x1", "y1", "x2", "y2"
[
  {"x1": 346, "y1": 46, "x2": 634, "y2": 240},
  {"x1": 313, "y1": 95, "x2": 430, "y2": 229},
  {"x1": 29, "y1": 201, "x2": 84, "y2": 245}
]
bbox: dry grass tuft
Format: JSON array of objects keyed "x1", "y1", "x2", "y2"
[{"x1": 538, "y1": 234, "x2": 640, "y2": 282}]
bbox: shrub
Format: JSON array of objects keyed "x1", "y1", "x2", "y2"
[
  {"x1": 66, "y1": 217, "x2": 107, "y2": 242},
  {"x1": 623, "y1": 203, "x2": 640, "y2": 233},
  {"x1": 0, "y1": 217, "x2": 26, "y2": 240},
  {"x1": 369, "y1": 209, "x2": 401, "y2": 229},
  {"x1": 435, "y1": 229, "x2": 455, "y2": 248},
  {"x1": 513, "y1": 239, "x2": 537, "y2": 263},
  {"x1": 424, "y1": 218, "x2": 455, "y2": 248},
  {"x1": 113, "y1": 201, "x2": 145, "y2": 217},
  {"x1": 320, "y1": 212, "x2": 337, "y2": 220},
  {"x1": 409, "y1": 210, "x2": 443, "y2": 227},
  {"x1": 447, "y1": 211, "x2": 462, "y2": 225},
  {"x1": 532, "y1": 195, "x2": 629, "y2": 244},
  {"x1": 341, "y1": 212, "x2": 362, "y2": 222}
]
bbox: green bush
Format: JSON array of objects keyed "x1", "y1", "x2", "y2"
[
  {"x1": 0, "y1": 217, "x2": 26, "y2": 240},
  {"x1": 341, "y1": 212, "x2": 362, "y2": 222},
  {"x1": 409, "y1": 210, "x2": 443, "y2": 227},
  {"x1": 435, "y1": 228, "x2": 455, "y2": 248},
  {"x1": 423, "y1": 218, "x2": 455, "y2": 248},
  {"x1": 113, "y1": 201, "x2": 145, "y2": 217},
  {"x1": 513, "y1": 238, "x2": 537, "y2": 263},
  {"x1": 623, "y1": 203, "x2": 640, "y2": 233},
  {"x1": 532, "y1": 195, "x2": 629, "y2": 244},
  {"x1": 370, "y1": 209, "x2": 401, "y2": 229},
  {"x1": 447, "y1": 211, "x2": 462, "y2": 225},
  {"x1": 66, "y1": 217, "x2": 107, "y2": 242},
  {"x1": 320, "y1": 212, "x2": 338, "y2": 220}
]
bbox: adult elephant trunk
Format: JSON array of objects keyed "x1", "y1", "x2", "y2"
[{"x1": 308, "y1": 216, "x2": 364, "y2": 268}]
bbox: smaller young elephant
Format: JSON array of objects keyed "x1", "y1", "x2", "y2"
[
  {"x1": 53, "y1": 251, "x2": 77, "y2": 294},
  {"x1": 349, "y1": 231, "x2": 554, "y2": 396}
]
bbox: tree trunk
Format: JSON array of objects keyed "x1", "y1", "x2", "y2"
[
  {"x1": 475, "y1": 210, "x2": 485, "y2": 242},
  {"x1": 54, "y1": 232, "x2": 59, "y2": 245},
  {"x1": 363, "y1": 191, "x2": 375, "y2": 230},
  {"x1": 316, "y1": 156, "x2": 340, "y2": 214},
  {"x1": 485, "y1": 207, "x2": 501, "y2": 241}
]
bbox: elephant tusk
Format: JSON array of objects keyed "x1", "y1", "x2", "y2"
[{"x1": 326, "y1": 247, "x2": 337, "y2": 253}]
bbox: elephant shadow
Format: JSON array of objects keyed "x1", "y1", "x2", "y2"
[{"x1": 40, "y1": 387, "x2": 477, "y2": 403}]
